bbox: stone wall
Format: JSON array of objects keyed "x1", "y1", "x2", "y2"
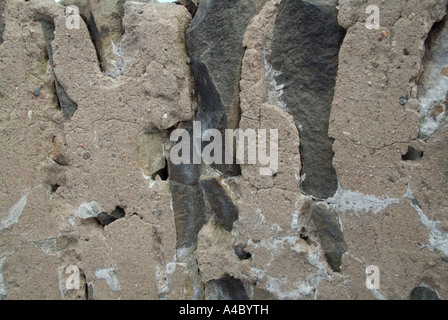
[{"x1": 0, "y1": 0, "x2": 447, "y2": 300}]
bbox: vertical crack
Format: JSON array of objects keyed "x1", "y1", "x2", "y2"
[
  {"x1": 81, "y1": 11, "x2": 105, "y2": 73},
  {"x1": 0, "y1": 0, "x2": 5, "y2": 45},
  {"x1": 41, "y1": 19, "x2": 78, "y2": 119}
]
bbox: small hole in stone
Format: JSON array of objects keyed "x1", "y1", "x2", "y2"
[
  {"x1": 402, "y1": 146, "x2": 424, "y2": 161},
  {"x1": 50, "y1": 184, "x2": 60, "y2": 194},
  {"x1": 96, "y1": 206, "x2": 125, "y2": 227},
  {"x1": 300, "y1": 233, "x2": 312, "y2": 245},
  {"x1": 152, "y1": 159, "x2": 169, "y2": 181}
]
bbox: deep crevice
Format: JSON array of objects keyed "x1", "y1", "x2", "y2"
[
  {"x1": 299, "y1": 227, "x2": 312, "y2": 246},
  {"x1": 0, "y1": 0, "x2": 5, "y2": 45},
  {"x1": 41, "y1": 19, "x2": 78, "y2": 119},
  {"x1": 81, "y1": 12, "x2": 105, "y2": 73},
  {"x1": 175, "y1": 0, "x2": 198, "y2": 18}
]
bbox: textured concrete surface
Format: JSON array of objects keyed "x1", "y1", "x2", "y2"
[{"x1": 0, "y1": 0, "x2": 447, "y2": 300}]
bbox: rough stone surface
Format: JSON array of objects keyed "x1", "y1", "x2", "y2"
[
  {"x1": 310, "y1": 203, "x2": 347, "y2": 272},
  {"x1": 271, "y1": 0, "x2": 345, "y2": 200},
  {"x1": 409, "y1": 286, "x2": 441, "y2": 300},
  {"x1": 186, "y1": 0, "x2": 259, "y2": 176},
  {"x1": 205, "y1": 274, "x2": 249, "y2": 300},
  {"x1": 1, "y1": 0, "x2": 448, "y2": 301},
  {"x1": 0, "y1": 0, "x2": 191, "y2": 300},
  {"x1": 0, "y1": 0, "x2": 5, "y2": 45},
  {"x1": 60, "y1": 0, "x2": 158, "y2": 78}
]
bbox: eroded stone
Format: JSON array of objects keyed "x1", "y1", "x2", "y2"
[{"x1": 310, "y1": 203, "x2": 347, "y2": 272}]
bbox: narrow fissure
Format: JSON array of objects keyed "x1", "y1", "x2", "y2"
[
  {"x1": 175, "y1": 0, "x2": 198, "y2": 18},
  {"x1": 0, "y1": 0, "x2": 5, "y2": 45},
  {"x1": 81, "y1": 12, "x2": 105, "y2": 73},
  {"x1": 41, "y1": 19, "x2": 78, "y2": 119},
  {"x1": 152, "y1": 158, "x2": 169, "y2": 181}
]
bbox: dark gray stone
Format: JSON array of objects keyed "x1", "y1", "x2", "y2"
[
  {"x1": 33, "y1": 86, "x2": 41, "y2": 96},
  {"x1": 170, "y1": 180, "x2": 207, "y2": 249},
  {"x1": 168, "y1": 121, "x2": 202, "y2": 185},
  {"x1": 186, "y1": 0, "x2": 257, "y2": 176},
  {"x1": 168, "y1": 121, "x2": 207, "y2": 249},
  {"x1": 311, "y1": 203, "x2": 347, "y2": 272},
  {"x1": 199, "y1": 177, "x2": 238, "y2": 232},
  {"x1": 271, "y1": 0, "x2": 345, "y2": 199},
  {"x1": 206, "y1": 274, "x2": 249, "y2": 300},
  {"x1": 96, "y1": 206, "x2": 125, "y2": 227},
  {"x1": 409, "y1": 286, "x2": 441, "y2": 300},
  {"x1": 0, "y1": 0, "x2": 5, "y2": 45},
  {"x1": 41, "y1": 20, "x2": 78, "y2": 119}
]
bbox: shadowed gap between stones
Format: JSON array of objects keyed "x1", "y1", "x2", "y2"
[{"x1": 41, "y1": 19, "x2": 78, "y2": 119}]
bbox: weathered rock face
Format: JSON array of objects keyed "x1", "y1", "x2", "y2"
[
  {"x1": 205, "y1": 274, "x2": 249, "y2": 300},
  {"x1": 0, "y1": 0, "x2": 193, "y2": 300},
  {"x1": 186, "y1": 0, "x2": 258, "y2": 176},
  {"x1": 329, "y1": 0, "x2": 448, "y2": 300},
  {"x1": 0, "y1": 0, "x2": 5, "y2": 45},
  {"x1": 1, "y1": 0, "x2": 448, "y2": 301},
  {"x1": 271, "y1": 0, "x2": 345, "y2": 200},
  {"x1": 60, "y1": 0, "x2": 158, "y2": 78}
]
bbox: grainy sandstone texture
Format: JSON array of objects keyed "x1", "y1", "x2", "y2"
[{"x1": 0, "y1": 0, "x2": 447, "y2": 300}]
